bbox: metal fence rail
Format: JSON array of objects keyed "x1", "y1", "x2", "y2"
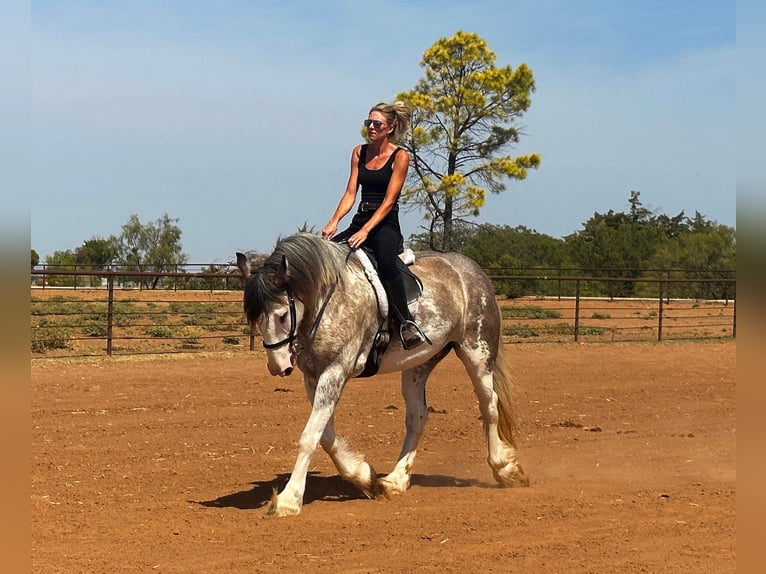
[
  {"x1": 30, "y1": 269, "x2": 736, "y2": 358},
  {"x1": 490, "y1": 274, "x2": 735, "y2": 344}
]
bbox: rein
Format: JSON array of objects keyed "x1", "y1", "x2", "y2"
[{"x1": 306, "y1": 277, "x2": 338, "y2": 340}]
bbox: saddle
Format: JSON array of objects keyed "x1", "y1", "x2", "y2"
[{"x1": 352, "y1": 248, "x2": 423, "y2": 378}]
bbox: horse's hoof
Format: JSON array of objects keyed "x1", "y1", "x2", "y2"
[
  {"x1": 493, "y1": 464, "x2": 530, "y2": 488},
  {"x1": 377, "y1": 476, "x2": 409, "y2": 499},
  {"x1": 267, "y1": 489, "x2": 302, "y2": 517},
  {"x1": 267, "y1": 502, "x2": 302, "y2": 517},
  {"x1": 510, "y1": 471, "x2": 531, "y2": 487}
]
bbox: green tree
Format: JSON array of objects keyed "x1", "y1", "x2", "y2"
[
  {"x1": 565, "y1": 191, "x2": 736, "y2": 299},
  {"x1": 565, "y1": 192, "x2": 669, "y2": 297},
  {"x1": 115, "y1": 214, "x2": 187, "y2": 289},
  {"x1": 462, "y1": 224, "x2": 567, "y2": 270},
  {"x1": 75, "y1": 237, "x2": 118, "y2": 269},
  {"x1": 73, "y1": 236, "x2": 119, "y2": 287},
  {"x1": 461, "y1": 224, "x2": 568, "y2": 297},
  {"x1": 407, "y1": 220, "x2": 476, "y2": 253},
  {"x1": 31, "y1": 249, "x2": 39, "y2": 269},
  {"x1": 44, "y1": 249, "x2": 79, "y2": 287},
  {"x1": 398, "y1": 31, "x2": 541, "y2": 251},
  {"x1": 649, "y1": 213, "x2": 736, "y2": 300}
]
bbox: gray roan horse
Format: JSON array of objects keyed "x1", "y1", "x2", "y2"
[{"x1": 236, "y1": 232, "x2": 528, "y2": 516}]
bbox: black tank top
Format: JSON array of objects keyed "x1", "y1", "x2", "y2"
[{"x1": 358, "y1": 144, "x2": 402, "y2": 209}]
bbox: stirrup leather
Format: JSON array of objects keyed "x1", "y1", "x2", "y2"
[{"x1": 399, "y1": 320, "x2": 432, "y2": 350}]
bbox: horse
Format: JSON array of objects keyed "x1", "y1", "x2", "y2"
[{"x1": 236, "y1": 233, "x2": 528, "y2": 516}]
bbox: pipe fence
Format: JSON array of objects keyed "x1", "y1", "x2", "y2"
[{"x1": 30, "y1": 268, "x2": 735, "y2": 358}]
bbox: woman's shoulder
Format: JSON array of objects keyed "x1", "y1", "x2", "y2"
[{"x1": 392, "y1": 145, "x2": 410, "y2": 163}]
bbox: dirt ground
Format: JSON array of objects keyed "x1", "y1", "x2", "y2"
[{"x1": 31, "y1": 340, "x2": 736, "y2": 573}]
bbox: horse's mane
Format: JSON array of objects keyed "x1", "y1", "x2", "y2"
[{"x1": 243, "y1": 233, "x2": 351, "y2": 323}]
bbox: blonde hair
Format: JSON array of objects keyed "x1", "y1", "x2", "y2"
[{"x1": 370, "y1": 100, "x2": 411, "y2": 142}]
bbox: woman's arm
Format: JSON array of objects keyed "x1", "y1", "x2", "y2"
[{"x1": 322, "y1": 145, "x2": 362, "y2": 239}]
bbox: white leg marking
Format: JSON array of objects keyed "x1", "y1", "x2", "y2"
[{"x1": 320, "y1": 420, "x2": 378, "y2": 498}]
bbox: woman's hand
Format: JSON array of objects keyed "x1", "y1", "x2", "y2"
[
  {"x1": 347, "y1": 229, "x2": 369, "y2": 249},
  {"x1": 321, "y1": 222, "x2": 337, "y2": 240}
]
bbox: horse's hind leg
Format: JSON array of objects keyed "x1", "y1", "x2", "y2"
[
  {"x1": 379, "y1": 352, "x2": 447, "y2": 498},
  {"x1": 319, "y1": 416, "x2": 378, "y2": 498},
  {"x1": 454, "y1": 344, "x2": 528, "y2": 487}
]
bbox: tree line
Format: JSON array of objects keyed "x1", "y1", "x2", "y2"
[
  {"x1": 32, "y1": 214, "x2": 187, "y2": 289},
  {"x1": 32, "y1": 191, "x2": 735, "y2": 300},
  {"x1": 408, "y1": 191, "x2": 734, "y2": 300}
]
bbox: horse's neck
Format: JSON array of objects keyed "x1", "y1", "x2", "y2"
[
  {"x1": 325, "y1": 267, "x2": 377, "y2": 326},
  {"x1": 298, "y1": 269, "x2": 377, "y2": 371}
]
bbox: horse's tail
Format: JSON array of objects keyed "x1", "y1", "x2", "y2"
[{"x1": 492, "y1": 340, "x2": 518, "y2": 447}]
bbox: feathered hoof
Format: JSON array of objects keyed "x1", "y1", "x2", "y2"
[
  {"x1": 267, "y1": 488, "x2": 302, "y2": 517},
  {"x1": 493, "y1": 464, "x2": 530, "y2": 488},
  {"x1": 349, "y1": 463, "x2": 380, "y2": 499},
  {"x1": 376, "y1": 476, "x2": 409, "y2": 500}
]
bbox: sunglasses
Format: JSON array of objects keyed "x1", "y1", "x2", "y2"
[{"x1": 363, "y1": 119, "x2": 386, "y2": 130}]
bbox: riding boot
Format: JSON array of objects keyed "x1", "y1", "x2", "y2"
[{"x1": 383, "y1": 275, "x2": 431, "y2": 351}]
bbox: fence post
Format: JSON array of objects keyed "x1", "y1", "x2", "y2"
[
  {"x1": 665, "y1": 270, "x2": 671, "y2": 304},
  {"x1": 573, "y1": 280, "x2": 580, "y2": 342},
  {"x1": 657, "y1": 281, "x2": 664, "y2": 342},
  {"x1": 732, "y1": 296, "x2": 736, "y2": 338},
  {"x1": 107, "y1": 274, "x2": 115, "y2": 356}
]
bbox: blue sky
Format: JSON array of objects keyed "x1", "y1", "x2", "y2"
[{"x1": 25, "y1": 0, "x2": 738, "y2": 263}]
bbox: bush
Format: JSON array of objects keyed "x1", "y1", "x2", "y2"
[
  {"x1": 502, "y1": 306, "x2": 562, "y2": 320},
  {"x1": 31, "y1": 321, "x2": 71, "y2": 351},
  {"x1": 82, "y1": 323, "x2": 108, "y2": 337},
  {"x1": 578, "y1": 325, "x2": 606, "y2": 336},
  {"x1": 542, "y1": 323, "x2": 573, "y2": 336},
  {"x1": 143, "y1": 325, "x2": 177, "y2": 338},
  {"x1": 503, "y1": 325, "x2": 539, "y2": 338}
]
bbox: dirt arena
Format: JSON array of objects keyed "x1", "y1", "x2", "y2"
[{"x1": 31, "y1": 340, "x2": 735, "y2": 573}]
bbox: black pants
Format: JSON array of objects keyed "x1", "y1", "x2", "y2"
[{"x1": 333, "y1": 213, "x2": 403, "y2": 281}]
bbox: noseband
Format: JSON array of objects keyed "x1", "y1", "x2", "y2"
[{"x1": 262, "y1": 290, "x2": 297, "y2": 353}]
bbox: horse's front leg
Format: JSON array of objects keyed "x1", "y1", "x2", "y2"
[{"x1": 269, "y1": 370, "x2": 344, "y2": 517}]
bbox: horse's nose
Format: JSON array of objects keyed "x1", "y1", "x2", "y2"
[{"x1": 282, "y1": 367, "x2": 293, "y2": 377}]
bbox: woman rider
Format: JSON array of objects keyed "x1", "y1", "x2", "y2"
[{"x1": 321, "y1": 100, "x2": 430, "y2": 350}]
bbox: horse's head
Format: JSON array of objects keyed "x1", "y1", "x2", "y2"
[
  {"x1": 237, "y1": 251, "x2": 304, "y2": 377},
  {"x1": 237, "y1": 235, "x2": 347, "y2": 377}
]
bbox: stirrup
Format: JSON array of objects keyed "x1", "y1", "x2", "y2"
[{"x1": 399, "y1": 320, "x2": 432, "y2": 351}]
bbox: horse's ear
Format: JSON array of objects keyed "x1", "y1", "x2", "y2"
[
  {"x1": 235, "y1": 252, "x2": 250, "y2": 279},
  {"x1": 274, "y1": 254, "x2": 290, "y2": 287}
]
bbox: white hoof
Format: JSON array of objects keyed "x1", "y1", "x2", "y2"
[
  {"x1": 378, "y1": 475, "x2": 409, "y2": 499},
  {"x1": 267, "y1": 489, "x2": 302, "y2": 517}
]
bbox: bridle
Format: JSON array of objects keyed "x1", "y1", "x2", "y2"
[
  {"x1": 260, "y1": 278, "x2": 338, "y2": 355},
  {"x1": 261, "y1": 289, "x2": 297, "y2": 353}
]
